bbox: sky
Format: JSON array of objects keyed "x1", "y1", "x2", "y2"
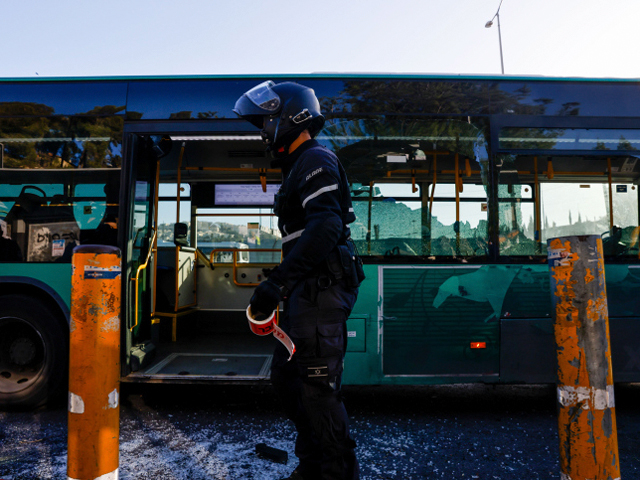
[{"x1": 3, "y1": 0, "x2": 640, "y2": 79}]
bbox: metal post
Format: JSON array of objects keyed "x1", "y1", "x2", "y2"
[
  {"x1": 496, "y1": 12, "x2": 505, "y2": 75},
  {"x1": 485, "y1": 0, "x2": 505, "y2": 74},
  {"x1": 547, "y1": 235, "x2": 620, "y2": 480},
  {"x1": 68, "y1": 245, "x2": 121, "y2": 480}
]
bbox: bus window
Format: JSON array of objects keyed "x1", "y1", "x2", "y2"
[
  {"x1": 497, "y1": 154, "x2": 640, "y2": 257},
  {"x1": 323, "y1": 116, "x2": 490, "y2": 259},
  {"x1": 352, "y1": 179, "x2": 489, "y2": 258},
  {"x1": 0, "y1": 115, "x2": 122, "y2": 262},
  {"x1": 157, "y1": 183, "x2": 191, "y2": 247},
  {"x1": 1, "y1": 174, "x2": 120, "y2": 262},
  {"x1": 199, "y1": 241, "x2": 251, "y2": 263},
  {"x1": 540, "y1": 182, "x2": 639, "y2": 255},
  {"x1": 497, "y1": 176, "x2": 536, "y2": 256},
  {"x1": 0, "y1": 116, "x2": 122, "y2": 169},
  {"x1": 195, "y1": 208, "x2": 281, "y2": 263},
  {"x1": 351, "y1": 183, "x2": 421, "y2": 256},
  {"x1": 426, "y1": 183, "x2": 488, "y2": 257}
]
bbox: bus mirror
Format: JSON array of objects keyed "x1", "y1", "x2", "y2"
[{"x1": 174, "y1": 223, "x2": 188, "y2": 246}]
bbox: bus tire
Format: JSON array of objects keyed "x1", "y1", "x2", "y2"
[{"x1": 0, "y1": 295, "x2": 68, "y2": 410}]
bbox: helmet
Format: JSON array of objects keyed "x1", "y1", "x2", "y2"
[{"x1": 233, "y1": 81, "x2": 325, "y2": 157}]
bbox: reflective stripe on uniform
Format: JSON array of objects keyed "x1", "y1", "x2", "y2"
[
  {"x1": 301, "y1": 184, "x2": 339, "y2": 208},
  {"x1": 282, "y1": 229, "x2": 305, "y2": 244}
]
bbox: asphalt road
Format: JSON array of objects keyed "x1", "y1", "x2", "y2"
[{"x1": 1, "y1": 383, "x2": 639, "y2": 479}]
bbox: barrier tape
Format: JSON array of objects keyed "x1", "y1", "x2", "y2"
[{"x1": 246, "y1": 306, "x2": 296, "y2": 361}]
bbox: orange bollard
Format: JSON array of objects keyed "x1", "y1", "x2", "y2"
[
  {"x1": 68, "y1": 245, "x2": 121, "y2": 480},
  {"x1": 547, "y1": 235, "x2": 620, "y2": 480}
]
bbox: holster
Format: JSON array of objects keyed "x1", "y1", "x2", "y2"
[{"x1": 325, "y1": 238, "x2": 365, "y2": 289}]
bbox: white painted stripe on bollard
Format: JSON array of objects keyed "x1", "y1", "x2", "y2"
[
  {"x1": 68, "y1": 392, "x2": 85, "y2": 414},
  {"x1": 107, "y1": 389, "x2": 119, "y2": 409},
  {"x1": 557, "y1": 385, "x2": 615, "y2": 410},
  {"x1": 68, "y1": 467, "x2": 119, "y2": 480}
]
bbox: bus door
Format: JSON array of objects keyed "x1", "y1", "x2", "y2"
[
  {"x1": 121, "y1": 129, "x2": 283, "y2": 381},
  {"x1": 121, "y1": 134, "x2": 166, "y2": 373}
]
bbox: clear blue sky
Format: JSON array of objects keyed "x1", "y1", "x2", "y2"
[{"x1": 4, "y1": 0, "x2": 639, "y2": 79}]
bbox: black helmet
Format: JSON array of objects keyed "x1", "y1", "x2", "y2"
[{"x1": 233, "y1": 81, "x2": 325, "y2": 157}]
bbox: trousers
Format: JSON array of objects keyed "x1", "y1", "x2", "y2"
[{"x1": 271, "y1": 276, "x2": 359, "y2": 480}]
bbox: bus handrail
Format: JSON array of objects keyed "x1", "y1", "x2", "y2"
[
  {"x1": 208, "y1": 248, "x2": 281, "y2": 287},
  {"x1": 130, "y1": 229, "x2": 157, "y2": 332}
]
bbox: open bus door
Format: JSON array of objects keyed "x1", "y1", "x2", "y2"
[
  {"x1": 120, "y1": 127, "x2": 282, "y2": 384},
  {"x1": 121, "y1": 134, "x2": 164, "y2": 375}
]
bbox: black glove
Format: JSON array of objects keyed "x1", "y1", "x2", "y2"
[{"x1": 249, "y1": 279, "x2": 284, "y2": 317}]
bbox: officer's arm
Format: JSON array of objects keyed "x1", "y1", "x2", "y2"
[{"x1": 274, "y1": 157, "x2": 343, "y2": 291}]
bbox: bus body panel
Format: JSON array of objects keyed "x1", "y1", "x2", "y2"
[
  {"x1": 344, "y1": 263, "x2": 640, "y2": 385},
  {"x1": 0, "y1": 266, "x2": 72, "y2": 314}
]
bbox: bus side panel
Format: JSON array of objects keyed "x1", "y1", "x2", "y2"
[
  {"x1": 501, "y1": 317, "x2": 640, "y2": 383},
  {"x1": 610, "y1": 318, "x2": 640, "y2": 382},
  {"x1": 499, "y1": 263, "x2": 640, "y2": 383},
  {"x1": 500, "y1": 318, "x2": 556, "y2": 383},
  {"x1": 606, "y1": 265, "x2": 640, "y2": 382},
  {"x1": 0, "y1": 264, "x2": 72, "y2": 313}
]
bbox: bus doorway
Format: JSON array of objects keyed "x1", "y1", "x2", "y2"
[{"x1": 121, "y1": 130, "x2": 282, "y2": 384}]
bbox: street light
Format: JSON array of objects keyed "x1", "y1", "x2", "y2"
[{"x1": 485, "y1": 0, "x2": 505, "y2": 74}]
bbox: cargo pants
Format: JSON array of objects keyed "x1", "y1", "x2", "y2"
[{"x1": 271, "y1": 276, "x2": 359, "y2": 480}]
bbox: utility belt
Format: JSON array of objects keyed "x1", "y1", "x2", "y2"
[{"x1": 312, "y1": 237, "x2": 365, "y2": 291}]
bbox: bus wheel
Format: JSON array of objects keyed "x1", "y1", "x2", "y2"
[{"x1": 0, "y1": 295, "x2": 68, "y2": 409}]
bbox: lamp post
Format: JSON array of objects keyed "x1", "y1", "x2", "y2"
[{"x1": 485, "y1": 0, "x2": 505, "y2": 74}]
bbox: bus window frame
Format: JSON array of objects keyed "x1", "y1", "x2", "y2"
[{"x1": 491, "y1": 114, "x2": 640, "y2": 156}]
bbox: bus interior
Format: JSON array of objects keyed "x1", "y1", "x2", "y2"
[{"x1": 124, "y1": 134, "x2": 285, "y2": 383}]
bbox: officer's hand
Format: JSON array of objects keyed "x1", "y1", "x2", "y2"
[{"x1": 249, "y1": 280, "x2": 283, "y2": 317}]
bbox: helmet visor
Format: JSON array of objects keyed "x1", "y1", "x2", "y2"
[{"x1": 243, "y1": 80, "x2": 281, "y2": 112}]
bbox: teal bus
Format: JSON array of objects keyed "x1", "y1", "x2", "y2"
[{"x1": 2, "y1": 74, "x2": 640, "y2": 408}]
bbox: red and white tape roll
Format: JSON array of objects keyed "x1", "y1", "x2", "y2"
[{"x1": 246, "y1": 306, "x2": 296, "y2": 361}]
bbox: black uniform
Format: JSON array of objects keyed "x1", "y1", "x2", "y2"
[{"x1": 269, "y1": 139, "x2": 359, "y2": 480}]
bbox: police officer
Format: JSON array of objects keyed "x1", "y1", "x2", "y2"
[{"x1": 234, "y1": 81, "x2": 363, "y2": 480}]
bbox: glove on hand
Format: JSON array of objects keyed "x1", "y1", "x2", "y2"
[{"x1": 249, "y1": 279, "x2": 283, "y2": 317}]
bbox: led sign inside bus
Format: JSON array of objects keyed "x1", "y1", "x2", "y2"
[{"x1": 214, "y1": 184, "x2": 280, "y2": 206}]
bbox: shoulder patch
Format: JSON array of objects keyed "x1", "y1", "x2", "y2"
[{"x1": 305, "y1": 167, "x2": 323, "y2": 182}]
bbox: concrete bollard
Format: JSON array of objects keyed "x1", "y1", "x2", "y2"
[
  {"x1": 67, "y1": 245, "x2": 121, "y2": 480},
  {"x1": 547, "y1": 235, "x2": 620, "y2": 480}
]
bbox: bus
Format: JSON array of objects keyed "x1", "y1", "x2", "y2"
[{"x1": 2, "y1": 74, "x2": 640, "y2": 408}]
